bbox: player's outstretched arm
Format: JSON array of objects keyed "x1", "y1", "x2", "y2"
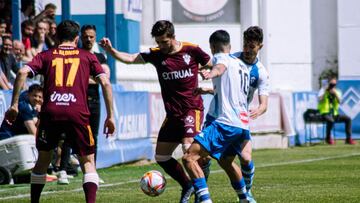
[
  {"x1": 5, "y1": 66, "x2": 31, "y2": 123},
  {"x1": 200, "y1": 64, "x2": 226, "y2": 80},
  {"x1": 99, "y1": 37, "x2": 145, "y2": 64},
  {"x1": 250, "y1": 95, "x2": 268, "y2": 120},
  {"x1": 97, "y1": 75, "x2": 115, "y2": 137}
]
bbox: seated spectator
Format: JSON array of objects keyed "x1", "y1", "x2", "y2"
[
  {"x1": 0, "y1": 84, "x2": 43, "y2": 140},
  {"x1": 21, "y1": 20, "x2": 34, "y2": 61},
  {"x1": 318, "y1": 76, "x2": 356, "y2": 145},
  {"x1": 0, "y1": 36, "x2": 19, "y2": 83},
  {"x1": 13, "y1": 40, "x2": 32, "y2": 65}
]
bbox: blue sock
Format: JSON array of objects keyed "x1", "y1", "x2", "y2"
[
  {"x1": 193, "y1": 178, "x2": 211, "y2": 202},
  {"x1": 241, "y1": 160, "x2": 255, "y2": 191},
  {"x1": 231, "y1": 178, "x2": 247, "y2": 200}
]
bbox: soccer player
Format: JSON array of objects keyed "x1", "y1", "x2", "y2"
[
  {"x1": 197, "y1": 26, "x2": 268, "y2": 202},
  {"x1": 232, "y1": 26, "x2": 269, "y2": 200},
  {"x1": 182, "y1": 29, "x2": 251, "y2": 203},
  {"x1": 100, "y1": 20, "x2": 211, "y2": 202},
  {"x1": 4, "y1": 20, "x2": 115, "y2": 203}
]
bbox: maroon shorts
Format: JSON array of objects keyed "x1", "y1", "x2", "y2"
[
  {"x1": 36, "y1": 120, "x2": 95, "y2": 156},
  {"x1": 158, "y1": 109, "x2": 203, "y2": 143}
]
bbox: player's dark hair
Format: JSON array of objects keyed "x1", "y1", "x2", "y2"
[
  {"x1": 56, "y1": 20, "x2": 80, "y2": 43},
  {"x1": 244, "y1": 26, "x2": 263, "y2": 43},
  {"x1": 81, "y1": 24, "x2": 96, "y2": 34},
  {"x1": 28, "y1": 84, "x2": 43, "y2": 93},
  {"x1": 209, "y1": 30, "x2": 230, "y2": 46},
  {"x1": 151, "y1": 20, "x2": 174, "y2": 38}
]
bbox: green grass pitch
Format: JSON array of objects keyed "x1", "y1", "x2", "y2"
[{"x1": 0, "y1": 143, "x2": 359, "y2": 202}]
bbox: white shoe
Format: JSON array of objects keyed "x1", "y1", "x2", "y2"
[{"x1": 57, "y1": 170, "x2": 70, "y2": 185}]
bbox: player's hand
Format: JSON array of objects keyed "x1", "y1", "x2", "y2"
[
  {"x1": 103, "y1": 116, "x2": 115, "y2": 138},
  {"x1": 249, "y1": 108, "x2": 261, "y2": 120},
  {"x1": 4, "y1": 105, "x2": 19, "y2": 124},
  {"x1": 193, "y1": 87, "x2": 214, "y2": 95},
  {"x1": 99, "y1": 38, "x2": 113, "y2": 52},
  {"x1": 200, "y1": 69, "x2": 211, "y2": 80}
]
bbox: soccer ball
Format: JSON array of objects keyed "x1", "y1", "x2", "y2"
[{"x1": 140, "y1": 170, "x2": 166, "y2": 196}]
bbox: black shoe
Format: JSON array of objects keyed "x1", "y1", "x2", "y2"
[{"x1": 179, "y1": 185, "x2": 194, "y2": 203}]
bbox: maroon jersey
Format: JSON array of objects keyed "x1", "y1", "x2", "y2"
[
  {"x1": 140, "y1": 42, "x2": 210, "y2": 116},
  {"x1": 27, "y1": 46, "x2": 105, "y2": 125}
]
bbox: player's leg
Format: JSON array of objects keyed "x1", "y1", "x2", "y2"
[
  {"x1": 79, "y1": 153, "x2": 98, "y2": 203},
  {"x1": 239, "y1": 140, "x2": 256, "y2": 202},
  {"x1": 218, "y1": 156, "x2": 248, "y2": 203},
  {"x1": 155, "y1": 116, "x2": 194, "y2": 203},
  {"x1": 31, "y1": 120, "x2": 60, "y2": 203},
  {"x1": 183, "y1": 141, "x2": 212, "y2": 203},
  {"x1": 155, "y1": 141, "x2": 194, "y2": 203},
  {"x1": 71, "y1": 123, "x2": 98, "y2": 203},
  {"x1": 197, "y1": 114, "x2": 215, "y2": 182},
  {"x1": 239, "y1": 140, "x2": 254, "y2": 192},
  {"x1": 31, "y1": 150, "x2": 53, "y2": 203}
]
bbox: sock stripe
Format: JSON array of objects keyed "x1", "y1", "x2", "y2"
[
  {"x1": 196, "y1": 188, "x2": 209, "y2": 196},
  {"x1": 241, "y1": 167, "x2": 255, "y2": 175},
  {"x1": 31, "y1": 173, "x2": 46, "y2": 184},
  {"x1": 83, "y1": 173, "x2": 99, "y2": 186}
]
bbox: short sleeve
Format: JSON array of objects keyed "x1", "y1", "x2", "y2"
[
  {"x1": 257, "y1": 67, "x2": 270, "y2": 96},
  {"x1": 26, "y1": 53, "x2": 45, "y2": 77},
  {"x1": 89, "y1": 53, "x2": 105, "y2": 78},
  {"x1": 140, "y1": 49, "x2": 155, "y2": 64},
  {"x1": 193, "y1": 46, "x2": 210, "y2": 66}
]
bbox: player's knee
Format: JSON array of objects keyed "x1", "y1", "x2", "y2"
[
  {"x1": 155, "y1": 154, "x2": 172, "y2": 163},
  {"x1": 240, "y1": 152, "x2": 252, "y2": 165}
]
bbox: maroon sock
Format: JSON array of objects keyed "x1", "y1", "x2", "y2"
[
  {"x1": 83, "y1": 182, "x2": 98, "y2": 203},
  {"x1": 157, "y1": 158, "x2": 191, "y2": 189},
  {"x1": 31, "y1": 184, "x2": 45, "y2": 203}
]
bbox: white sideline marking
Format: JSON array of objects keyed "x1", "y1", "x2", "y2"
[{"x1": 1, "y1": 152, "x2": 360, "y2": 200}]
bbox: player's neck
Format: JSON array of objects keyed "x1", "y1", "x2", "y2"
[
  {"x1": 59, "y1": 42, "x2": 77, "y2": 47},
  {"x1": 169, "y1": 40, "x2": 181, "y2": 54}
]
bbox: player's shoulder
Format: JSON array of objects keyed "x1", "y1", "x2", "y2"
[
  {"x1": 149, "y1": 47, "x2": 161, "y2": 52},
  {"x1": 255, "y1": 61, "x2": 268, "y2": 75},
  {"x1": 181, "y1": 41, "x2": 199, "y2": 48},
  {"x1": 232, "y1": 51, "x2": 241, "y2": 58},
  {"x1": 213, "y1": 53, "x2": 230, "y2": 62}
]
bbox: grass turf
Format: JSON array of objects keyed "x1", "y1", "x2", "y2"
[{"x1": 0, "y1": 142, "x2": 359, "y2": 202}]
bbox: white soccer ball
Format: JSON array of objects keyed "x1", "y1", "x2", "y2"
[{"x1": 140, "y1": 170, "x2": 166, "y2": 197}]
